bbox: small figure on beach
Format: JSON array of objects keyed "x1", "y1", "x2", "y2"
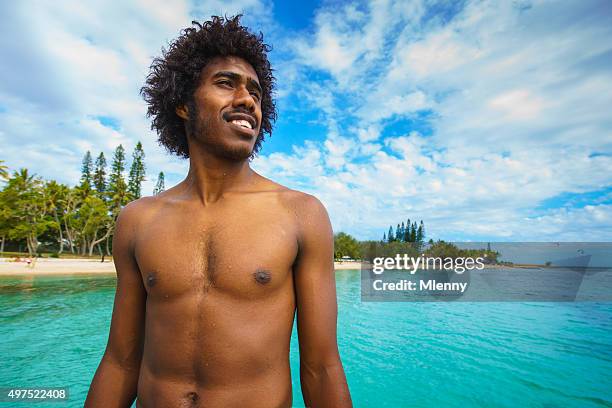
[{"x1": 85, "y1": 15, "x2": 351, "y2": 408}]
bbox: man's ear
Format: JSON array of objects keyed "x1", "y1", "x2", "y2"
[{"x1": 176, "y1": 105, "x2": 189, "y2": 120}]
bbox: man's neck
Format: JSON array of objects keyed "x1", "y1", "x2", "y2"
[{"x1": 183, "y1": 149, "x2": 255, "y2": 205}]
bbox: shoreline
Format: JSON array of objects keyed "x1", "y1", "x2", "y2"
[
  {"x1": 0, "y1": 257, "x2": 364, "y2": 276},
  {"x1": 0, "y1": 258, "x2": 117, "y2": 276},
  {"x1": 0, "y1": 257, "x2": 547, "y2": 277}
]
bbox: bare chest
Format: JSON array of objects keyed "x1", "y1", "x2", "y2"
[{"x1": 134, "y1": 204, "x2": 298, "y2": 301}]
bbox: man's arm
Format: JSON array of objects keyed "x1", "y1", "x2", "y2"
[
  {"x1": 85, "y1": 203, "x2": 147, "y2": 407},
  {"x1": 294, "y1": 194, "x2": 352, "y2": 408}
]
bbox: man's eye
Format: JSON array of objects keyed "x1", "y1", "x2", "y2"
[
  {"x1": 217, "y1": 80, "x2": 232, "y2": 87},
  {"x1": 250, "y1": 91, "x2": 261, "y2": 100}
]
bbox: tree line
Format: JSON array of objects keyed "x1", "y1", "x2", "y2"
[
  {"x1": 334, "y1": 221, "x2": 498, "y2": 264},
  {"x1": 0, "y1": 146, "x2": 165, "y2": 257},
  {"x1": 334, "y1": 219, "x2": 428, "y2": 260},
  {"x1": 383, "y1": 219, "x2": 425, "y2": 245}
]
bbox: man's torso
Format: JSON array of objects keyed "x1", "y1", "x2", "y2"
[{"x1": 132, "y1": 184, "x2": 301, "y2": 407}]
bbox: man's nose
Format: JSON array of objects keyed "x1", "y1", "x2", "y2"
[{"x1": 232, "y1": 86, "x2": 255, "y2": 112}]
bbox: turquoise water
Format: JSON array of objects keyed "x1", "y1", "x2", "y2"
[{"x1": 1, "y1": 271, "x2": 611, "y2": 407}]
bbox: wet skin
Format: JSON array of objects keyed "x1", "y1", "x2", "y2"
[{"x1": 85, "y1": 56, "x2": 352, "y2": 408}]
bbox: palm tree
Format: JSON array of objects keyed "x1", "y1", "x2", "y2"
[
  {"x1": 44, "y1": 180, "x2": 69, "y2": 254},
  {"x1": 11, "y1": 168, "x2": 36, "y2": 190},
  {"x1": 0, "y1": 160, "x2": 8, "y2": 180},
  {"x1": 5, "y1": 169, "x2": 47, "y2": 255}
]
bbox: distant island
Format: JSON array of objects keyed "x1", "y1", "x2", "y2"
[{"x1": 334, "y1": 219, "x2": 500, "y2": 266}]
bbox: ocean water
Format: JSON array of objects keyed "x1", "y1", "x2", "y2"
[{"x1": 0, "y1": 271, "x2": 611, "y2": 407}]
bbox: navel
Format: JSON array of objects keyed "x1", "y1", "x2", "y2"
[
  {"x1": 184, "y1": 391, "x2": 199, "y2": 405},
  {"x1": 253, "y1": 269, "x2": 271, "y2": 285}
]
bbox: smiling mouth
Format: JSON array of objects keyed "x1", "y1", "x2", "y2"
[
  {"x1": 222, "y1": 111, "x2": 257, "y2": 132},
  {"x1": 226, "y1": 119, "x2": 256, "y2": 138},
  {"x1": 229, "y1": 119, "x2": 253, "y2": 129}
]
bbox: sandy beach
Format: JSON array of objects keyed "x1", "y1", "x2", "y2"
[
  {"x1": 0, "y1": 257, "x2": 117, "y2": 276},
  {"x1": 333, "y1": 261, "x2": 364, "y2": 270},
  {"x1": 0, "y1": 257, "x2": 363, "y2": 276}
]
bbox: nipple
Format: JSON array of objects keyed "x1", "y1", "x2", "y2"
[
  {"x1": 253, "y1": 269, "x2": 271, "y2": 284},
  {"x1": 146, "y1": 273, "x2": 157, "y2": 287}
]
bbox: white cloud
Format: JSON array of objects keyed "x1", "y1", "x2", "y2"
[
  {"x1": 2, "y1": 0, "x2": 611, "y2": 241},
  {"x1": 389, "y1": 28, "x2": 483, "y2": 81},
  {"x1": 254, "y1": 0, "x2": 612, "y2": 240},
  {"x1": 0, "y1": 0, "x2": 266, "y2": 192},
  {"x1": 357, "y1": 90, "x2": 431, "y2": 122},
  {"x1": 487, "y1": 89, "x2": 545, "y2": 121}
]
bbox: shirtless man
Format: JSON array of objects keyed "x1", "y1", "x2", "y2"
[{"x1": 85, "y1": 16, "x2": 352, "y2": 408}]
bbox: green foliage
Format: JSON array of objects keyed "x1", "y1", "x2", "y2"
[
  {"x1": 75, "y1": 196, "x2": 111, "y2": 238},
  {"x1": 128, "y1": 142, "x2": 146, "y2": 200},
  {"x1": 108, "y1": 144, "x2": 128, "y2": 213},
  {"x1": 416, "y1": 221, "x2": 424, "y2": 244},
  {"x1": 43, "y1": 180, "x2": 69, "y2": 250},
  {"x1": 93, "y1": 152, "x2": 107, "y2": 195},
  {"x1": 334, "y1": 232, "x2": 361, "y2": 260},
  {"x1": 0, "y1": 159, "x2": 8, "y2": 180},
  {"x1": 404, "y1": 218, "x2": 411, "y2": 242},
  {"x1": 0, "y1": 185, "x2": 13, "y2": 240},
  {"x1": 382, "y1": 218, "x2": 426, "y2": 249},
  {"x1": 2, "y1": 169, "x2": 54, "y2": 255},
  {"x1": 1, "y1": 144, "x2": 161, "y2": 257},
  {"x1": 360, "y1": 240, "x2": 420, "y2": 261},
  {"x1": 80, "y1": 151, "x2": 93, "y2": 191},
  {"x1": 424, "y1": 240, "x2": 499, "y2": 263},
  {"x1": 153, "y1": 171, "x2": 165, "y2": 195},
  {"x1": 424, "y1": 240, "x2": 462, "y2": 258},
  {"x1": 109, "y1": 145, "x2": 126, "y2": 186}
]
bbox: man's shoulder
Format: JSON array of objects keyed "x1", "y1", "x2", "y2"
[
  {"x1": 258, "y1": 177, "x2": 328, "y2": 218},
  {"x1": 267, "y1": 185, "x2": 333, "y2": 252},
  {"x1": 269, "y1": 187, "x2": 330, "y2": 230},
  {"x1": 282, "y1": 190, "x2": 328, "y2": 216},
  {"x1": 116, "y1": 194, "x2": 168, "y2": 230}
]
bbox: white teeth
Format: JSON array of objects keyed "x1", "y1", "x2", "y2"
[{"x1": 231, "y1": 119, "x2": 252, "y2": 129}]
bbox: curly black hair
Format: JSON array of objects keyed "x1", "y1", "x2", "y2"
[{"x1": 141, "y1": 15, "x2": 276, "y2": 159}]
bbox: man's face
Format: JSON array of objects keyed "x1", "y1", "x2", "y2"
[{"x1": 186, "y1": 56, "x2": 263, "y2": 160}]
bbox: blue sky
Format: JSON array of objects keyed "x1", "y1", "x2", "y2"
[{"x1": 1, "y1": 0, "x2": 611, "y2": 241}]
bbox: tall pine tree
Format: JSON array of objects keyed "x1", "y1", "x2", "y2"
[
  {"x1": 405, "y1": 219, "x2": 411, "y2": 242},
  {"x1": 80, "y1": 151, "x2": 93, "y2": 191},
  {"x1": 387, "y1": 226, "x2": 394, "y2": 242},
  {"x1": 153, "y1": 172, "x2": 165, "y2": 195},
  {"x1": 128, "y1": 142, "x2": 146, "y2": 200},
  {"x1": 93, "y1": 152, "x2": 107, "y2": 195},
  {"x1": 416, "y1": 220, "x2": 425, "y2": 244},
  {"x1": 107, "y1": 144, "x2": 128, "y2": 213}
]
